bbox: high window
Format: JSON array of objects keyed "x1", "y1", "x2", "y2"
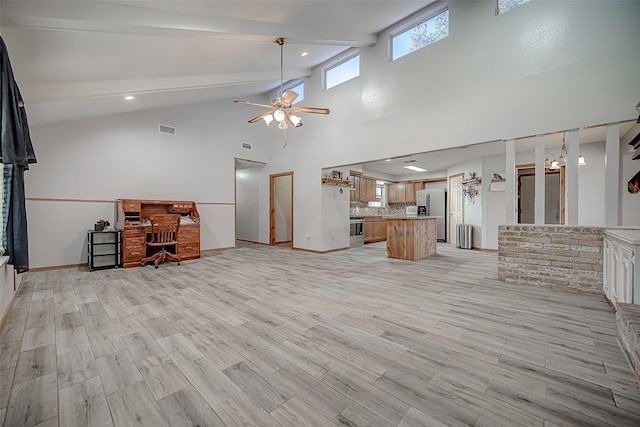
[
  {"x1": 323, "y1": 49, "x2": 360, "y2": 90},
  {"x1": 390, "y1": 5, "x2": 449, "y2": 61},
  {"x1": 282, "y1": 80, "x2": 304, "y2": 104},
  {"x1": 497, "y1": 0, "x2": 529, "y2": 15}
]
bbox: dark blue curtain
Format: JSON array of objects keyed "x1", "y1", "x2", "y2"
[{"x1": 0, "y1": 36, "x2": 37, "y2": 273}]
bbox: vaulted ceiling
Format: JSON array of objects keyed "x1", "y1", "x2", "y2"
[{"x1": 0, "y1": 0, "x2": 434, "y2": 125}]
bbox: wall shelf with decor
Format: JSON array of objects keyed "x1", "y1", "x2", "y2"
[
  {"x1": 462, "y1": 176, "x2": 481, "y2": 202},
  {"x1": 321, "y1": 177, "x2": 350, "y2": 187}
]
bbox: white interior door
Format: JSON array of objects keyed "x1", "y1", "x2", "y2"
[{"x1": 449, "y1": 174, "x2": 463, "y2": 244}]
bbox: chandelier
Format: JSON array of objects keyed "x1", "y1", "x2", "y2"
[{"x1": 545, "y1": 133, "x2": 586, "y2": 170}]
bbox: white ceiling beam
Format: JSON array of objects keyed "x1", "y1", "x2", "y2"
[
  {"x1": 2, "y1": 1, "x2": 377, "y2": 46},
  {"x1": 20, "y1": 68, "x2": 311, "y2": 102}
]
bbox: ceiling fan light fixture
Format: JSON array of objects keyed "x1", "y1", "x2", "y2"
[
  {"x1": 233, "y1": 37, "x2": 329, "y2": 134},
  {"x1": 274, "y1": 109, "x2": 285, "y2": 122},
  {"x1": 289, "y1": 114, "x2": 301, "y2": 126}
]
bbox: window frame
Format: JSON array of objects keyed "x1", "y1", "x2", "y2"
[
  {"x1": 388, "y1": 1, "x2": 449, "y2": 62},
  {"x1": 496, "y1": 0, "x2": 530, "y2": 16},
  {"x1": 322, "y1": 48, "x2": 360, "y2": 90},
  {"x1": 281, "y1": 79, "x2": 304, "y2": 104}
]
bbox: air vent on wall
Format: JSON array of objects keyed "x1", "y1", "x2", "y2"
[
  {"x1": 241, "y1": 141, "x2": 252, "y2": 150},
  {"x1": 158, "y1": 124, "x2": 176, "y2": 136}
]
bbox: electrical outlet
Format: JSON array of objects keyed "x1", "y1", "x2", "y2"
[{"x1": 306, "y1": 234, "x2": 310, "y2": 239}]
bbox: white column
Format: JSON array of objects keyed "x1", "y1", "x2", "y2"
[
  {"x1": 535, "y1": 135, "x2": 545, "y2": 225},
  {"x1": 565, "y1": 130, "x2": 579, "y2": 225},
  {"x1": 605, "y1": 123, "x2": 620, "y2": 227},
  {"x1": 505, "y1": 139, "x2": 516, "y2": 224}
]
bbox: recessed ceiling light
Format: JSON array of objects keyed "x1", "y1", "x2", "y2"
[
  {"x1": 404, "y1": 165, "x2": 427, "y2": 172},
  {"x1": 124, "y1": 95, "x2": 135, "y2": 101},
  {"x1": 300, "y1": 52, "x2": 308, "y2": 57},
  {"x1": 385, "y1": 159, "x2": 391, "y2": 162}
]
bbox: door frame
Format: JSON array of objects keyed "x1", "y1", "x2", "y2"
[
  {"x1": 234, "y1": 157, "x2": 267, "y2": 244},
  {"x1": 448, "y1": 173, "x2": 464, "y2": 243},
  {"x1": 269, "y1": 171, "x2": 294, "y2": 246},
  {"x1": 515, "y1": 163, "x2": 565, "y2": 224}
]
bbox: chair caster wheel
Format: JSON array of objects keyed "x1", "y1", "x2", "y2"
[{"x1": 155, "y1": 265, "x2": 158, "y2": 269}]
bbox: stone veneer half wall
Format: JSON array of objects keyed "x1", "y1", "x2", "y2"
[{"x1": 498, "y1": 225, "x2": 604, "y2": 294}]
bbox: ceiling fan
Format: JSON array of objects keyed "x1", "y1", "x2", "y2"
[{"x1": 234, "y1": 38, "x2": 330, "y2": 130}]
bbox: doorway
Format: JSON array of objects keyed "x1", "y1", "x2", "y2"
[
  {"x1": 448, "y1": 173, "x2": 464, "y2": 244},
  {"x1": 270, "y1": 172, "x2": 293, "y2": 246},
  {"x1": 235, "y1": 158, "x2": 266, "y2": 243},
  {"x1": 517, "y1": 166, "x2": 564, "y2": 224}
]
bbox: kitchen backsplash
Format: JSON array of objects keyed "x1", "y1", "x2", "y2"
[{"x1": 350, "y1": 201, "x2": 416, "y2": 217}]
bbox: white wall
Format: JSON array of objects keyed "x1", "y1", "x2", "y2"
[
  {"x1": 26, "y1": 100, "x2": 268, "y2": 268},
  {"x1": 236, "y1": 166, "x2": 263, "y2": 242},
  {"x1": 447, "y1": 157, "x2": 483, "y2": 247},
  {"x1": 482, "y1": 155, "x2": 507, "y2": 249},
  {"x1": 578, "y1": 141, "x2": 606, "y2": 226},
  {"x1": 321, "y1": 185, "x2": 350, "y2": 251},
  {"x1": 23, "y1": 0, "x2": 640, "y2": 267}
]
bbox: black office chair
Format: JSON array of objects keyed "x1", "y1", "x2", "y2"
[{"x1": 140, "y1": 214, "x2": 181, "y2": 268}]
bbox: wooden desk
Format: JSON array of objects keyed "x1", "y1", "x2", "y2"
[{"x1": 116, "y1": 199, "x2": 200, "y2": 268}]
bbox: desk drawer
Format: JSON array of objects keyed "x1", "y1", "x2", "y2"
[
  {"x1": 178, "y1": 226, "x2": 199, "y2": 241},
  {"x1": 178, "y1": 241, "x2": 200, "y2": 256},
  {"x1": 122, "y1": 201, "x2": 141, "y2": 212},
  {"x1": 123, "y1": 244, "x2": 146, "y2": 262},
  {"x1": 123, "y1": 228, "x2": 146, "y2": 239}
]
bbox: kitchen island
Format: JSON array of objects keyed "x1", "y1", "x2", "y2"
[{"x1": 385, "y1": 216, "x2": 439, "y2": 261}]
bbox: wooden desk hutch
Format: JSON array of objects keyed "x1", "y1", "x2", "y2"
[{"x1": 116, "y1": 199, "x2": 201, "y2": 268}]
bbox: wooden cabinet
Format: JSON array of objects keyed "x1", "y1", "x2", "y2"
[
  {"x1": 604, "y1": 229, "x2": 640, "y2": 305},
  {"x1": 350, "y1": 176, "x2": 361, "y2": 201},
  {"x1": 388, "y1": 181, "x2": 424, "y2": 203},
  {"x1": 364, "y1": 217, "x2": 375, "y2": 243},
  {"x1": 405, "y1": 182, "x2": 423, "y2": 203},
  {"x1": 351, "y1": 176, "x2": 377, "y2": 202},
  {"x1": 387, "y1": 183, "x2": 396, "y2": 204},
  {"x1": 386, "y1": 217, "x2": 437, "y2": 261},
  {"x1": 366, "y1": 178, "x2": 376, "y2": 201},
  {"x1": 364, "y1": 217, "x2": 387, "y2": 243}
]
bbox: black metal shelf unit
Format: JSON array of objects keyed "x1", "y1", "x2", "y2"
[{"x1": 88, "y1": 230, "x2": 121, "y2": 271}]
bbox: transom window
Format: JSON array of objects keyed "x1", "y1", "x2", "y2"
[
  {"x1": 390, "y1": 5, "x2": 449, "y2": 61},
  {"x1": 323, "y1": 49, "x2": 360, "y2": 90},
  {"x1": 497, "y1": 0, "x2": 530, "y2": 15},
  {"x1": 282, "y1": 80, "x2": 304, "y2": 104}
]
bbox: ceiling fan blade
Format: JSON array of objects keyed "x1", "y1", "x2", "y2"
[
  {"x1": 248, "y1": 111, "x2": 273, "y2": 123},
  {"x1": 233, "y1": 100, "x2": 275, "y2": 109},
  {"x1": 291, "y1": 106, "x2": 331, "y2": 115},
  {"x1": 281, "y1": 90, "x2": 299, "y2": 108}
]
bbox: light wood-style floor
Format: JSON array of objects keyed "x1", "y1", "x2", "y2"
[{"x1": 1, "y1": 242, "x2": 639, "y2": 427}]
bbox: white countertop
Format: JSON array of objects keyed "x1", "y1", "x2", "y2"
[{"x1": 605, "y1": 228, "x2": 640, "y2": 245}]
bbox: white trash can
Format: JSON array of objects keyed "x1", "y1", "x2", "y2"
[{"x1": 456, "y1": 224, "x2": 473, "y2": 249}]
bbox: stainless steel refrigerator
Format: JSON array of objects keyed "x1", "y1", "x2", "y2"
[{"x1": 416, "y1": 188, "x2": 447, "y2": 242}]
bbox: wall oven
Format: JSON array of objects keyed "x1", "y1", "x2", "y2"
[{"x1": 350, "y1": 217, "x2": 364, "y2": 247}]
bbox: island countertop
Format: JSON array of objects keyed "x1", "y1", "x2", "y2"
[{"x1": 386, "y1": 216, "x2": 437, "y2": 260}]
